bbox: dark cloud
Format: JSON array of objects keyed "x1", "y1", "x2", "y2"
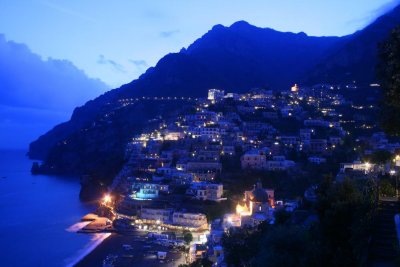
[
  {"x1": 0, "y1": 34, "x2": 108, "y2": 112},
  {"x1": 97, "y1": 54, "x2": 126, "y2": 72},
  {"x1": 159, "y1": 30, "x2": 180, "y2": 38},
  {"x1": 0, "y1": 104, "x2": 69, "y2": 149},
  {"x1": 0, "y1": 34, "x2": 109, "y2": 148}
]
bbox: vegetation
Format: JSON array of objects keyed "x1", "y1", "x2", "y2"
[
  {"x1": 222, "y1": 177, "x2": 377, "y2": 267},
  {"x1": 380, "y1": 178, "x2": 397, "y2": 197},
  {"x1": 179, "y1": 258, "x2": 213, "y2": 267},
  {"x1": 363, "y1": 149, "x2": 392, "y2": 164},
  {"x1": 183, "y1": 230, "x2": 193, "y2": 245},
  {"x1": 378, "y1": 26, "x2": 400, "y2": 135}
]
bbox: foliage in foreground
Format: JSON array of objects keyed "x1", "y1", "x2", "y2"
[
  {"x1": 378, "y1": 26, "x2": 400, "y2": 135},
  {"x1": 222, "y1": 178, "x2": 376, "y2": 267}
]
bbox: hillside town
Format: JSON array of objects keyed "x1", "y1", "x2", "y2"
[{"x1": 79, "y1": 84, "x2": 400, "y2": 266}]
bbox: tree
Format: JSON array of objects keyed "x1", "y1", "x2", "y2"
[
  {"x1": 316, "y1": 178, "x2": 375, "y2": 266},
  {"x1": 378, "y1": 26, "x2": 400, "y2": 134},
  {"x1": 222, "y1": 225, "x2": 264, "y2": 266},
  {"x1": 273, "y1": 208, "x2": 291, "y2": 225},
  {"x1": 189, "y1": 258, "x2": 213, "y2": 267},
  {"x1": 254, "y1": 225, "x2": 319, "y2": 267},
  {"x1": 380, "y1": 178, "x2": 396, "y2": 197},
  {"x1": 364, "y1": 149, "x2": 392, "y2": 165},
  {"x1": 183, "y1": 230, "x2": 193, "y2": 245}
]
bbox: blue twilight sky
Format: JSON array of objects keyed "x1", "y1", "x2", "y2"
[{"x1": 1, "y1": 0, "x2": 399, "y2": 88}]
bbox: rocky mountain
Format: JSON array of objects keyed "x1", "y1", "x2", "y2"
[
  {"x1": 29, "y1": 5, "x2": 400, "y2": 192},
  {"x1": 305, "y1": 4, "x2": 400, "y2": 84},
  {"x1": 117, "y1": 21, "x2": 342, "y2": 98}
]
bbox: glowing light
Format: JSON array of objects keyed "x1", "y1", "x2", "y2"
[
  {"x1": 103, "y1": 194, "x2": 111, "y2": 204},
  {"x1": 236, "y1": 203, "x2": 251, "y2": 216},
  {"x1": 365, "y1": 162, "x2": 371, "y2": 170}
]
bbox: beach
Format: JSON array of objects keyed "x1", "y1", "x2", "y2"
[{"x1": 75, "y1": 232, "x2": 186, "y2": 267}]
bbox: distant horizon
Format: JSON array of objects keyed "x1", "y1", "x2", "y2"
[{"x1": 1, "y1": 0, "x2": 399, "y2": 88}]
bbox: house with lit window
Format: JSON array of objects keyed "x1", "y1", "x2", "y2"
[
  {"x1": 186, "y1": 182, "x2": 226, "y2": 201},
  {"x1": 130, "y1": 182, "x2": 169, "y2": 200},
  {"x1": 172, "y1": 211, "x2": 208, "y2": 229},
  {"x1": 208, "y1": 89, "x2": 225, "y2": 103},
  {"x1": 240, "y1": 150, "x2": 267, "y2": 170},
  {"x1": 140, "y1": 207, "x2": 173, "y2": 222}
]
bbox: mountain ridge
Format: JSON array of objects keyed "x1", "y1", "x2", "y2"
[
  {"x1": 28, "y1": 5, "x2": 400, "y2": 189},
  {"x1": 305, "y1": 4, "x2": 400, "y2": 84}
]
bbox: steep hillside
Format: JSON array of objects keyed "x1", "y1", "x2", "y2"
[
  {"x1": 29, "y1": 21, "x2": 341, "y2": 161},
  {"x1": 305, "y1": 4, "x2": 400, "y2": 84},
  {"x1": 28, "y1": 5, "x2": 400, "y2": 189}
]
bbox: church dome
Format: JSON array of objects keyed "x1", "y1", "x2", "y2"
[{"x1": 250, "y1": 187, "x2": 269, "y2": 203}]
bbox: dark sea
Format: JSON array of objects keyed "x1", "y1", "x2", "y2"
[{"x1": 0, "y1": 150, "x2": 109, "y2": 267}]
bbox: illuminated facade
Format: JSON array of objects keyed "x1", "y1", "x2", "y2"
[
  {"x1": 172, "y1": 211, "x2": 208, "y2": 228},
  {"x1": 131, "y1": 182, "x2": 169, "y2": 200},
  {"x1": 235, "y1": 181, "x2": 275, "y2": 227}
]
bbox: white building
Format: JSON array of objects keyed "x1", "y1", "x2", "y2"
[
  {"x1": 140, "y1": 207, "x2": 172, "y2": 222},
  {"x1": 164, "y1": 131, "x2": 185, "y2": 141},
  {"x1": 340, "y1": 161, "x2": 374, "y2": 173},
  {"x1": 266, "y1": 156, "x2": 295, "y2": 171},
  {"x1": 208, "y1": 89, "x2": 225, "y2": 103},
  {"x1": 131, "y1": 182, "x2": 169, "y2": 200},
  {"x1": 241, "y1": 150, "x2": 267, "y2": 170},
  {"x1": 172, "y1": 211, "x2": 208, "y2": 228},
  {"x1": 186, "y1": 182, "x2": 225, "y2": 201}
]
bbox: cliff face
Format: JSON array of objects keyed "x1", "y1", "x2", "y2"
[{"x1": 28, "y1": 5, "x2": 400, "y2": 186}]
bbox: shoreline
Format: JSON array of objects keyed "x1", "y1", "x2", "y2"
[
  {"x1": 65, "y1": 232, "x2": 112, "y2": 267},
  {"x1": 73, "y1": 233, "x2": 120, "y2": 267},
  {"x1": 73, "y1": 232, "x2": 186, "y2": 267}
]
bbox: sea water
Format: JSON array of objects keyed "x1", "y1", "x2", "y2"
[{"x1": 0, "y1": 150, "x2": 107, "y2": 267}]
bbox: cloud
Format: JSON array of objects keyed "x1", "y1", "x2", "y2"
[
  {"x1": 128, "y1": 59, "x2": 148, "y2": 73},
  {"x1": 0, "y1": 34, "x2": 109, "y2": 148},
  {"x1": 0, "y1": 34, "x2": 108, "y2": 112},
  {"x1": 129, "y1": 59, "x2": 147, "y2": 67},
  {"x1": 97, "y1": 54, "x2": 126, "y2": 73},
  {"x1": 39, "y1": 1, "x2": 97, "y2": 24},
  {"x1": 0, "y1": 104, "x2": 69, "y2": 149},
  {"x1": 159, "y1": 30, "x2": 180, "y2": 38}
]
